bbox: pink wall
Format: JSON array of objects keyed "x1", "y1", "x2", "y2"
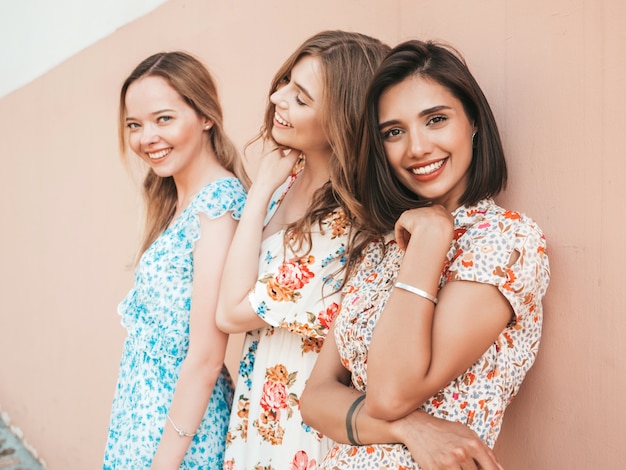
[{"x1": 0, "y1": 0, "x2": 624, "y2": 468}]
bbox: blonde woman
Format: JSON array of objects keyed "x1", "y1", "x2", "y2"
[{"x1": 104, "y1": 52, "x2": 246, "y2": 469}]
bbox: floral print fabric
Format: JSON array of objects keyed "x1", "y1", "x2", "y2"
[
  {"x1": 322, "y1": 198, "x2": 550, "y2": 469},
  {"x1": 223, "y1": 208, "x2": 349, "y2": 470},
  {"x1": 103, "y1": 178, "x2": 246, "y2": 470}
]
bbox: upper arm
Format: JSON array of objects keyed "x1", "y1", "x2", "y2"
[
  {"x1": 306, "y1": 323, "x2": 352, "y2": 388},
  {"x1": 367, "y1": 280, "x2": 512, "y2": 420},
  {"x1": 425, "y1": 215, "x2": 547, "y2": 394},
  {"x1": 187, "y1": 213, "x2": 238, "y2": 363},
  {"x1": 368, "y1": 214, "x2": 548, "y2": 419},
  {"x1": 428, "y1": 280, "x2": 512, "y2": 388},
  {"x1": 300, "y1": 322, "x2": 352, "y2": 425}
]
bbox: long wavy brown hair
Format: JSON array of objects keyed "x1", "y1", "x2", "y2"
[
  {"x1": 249, "y1": 30, "x2": 389, "y2": 273},
  {"x1": 118, "y1": 51, "x2": 247, "y2": 260}
]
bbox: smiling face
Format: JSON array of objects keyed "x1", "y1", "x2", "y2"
[
  {"x1": 269, "y1": 55, "x2": 330, "y2": 158},
  {"x1": 378, "y1": 75, "x2": 475, "y2": 212},
  {"x1": 124, "y1": 75, "x2": 211, "y2": 180}
]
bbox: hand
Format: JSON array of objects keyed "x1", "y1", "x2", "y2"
[
  {"x1": 394, "y1": 205, "x2": 454, "y2": 251},
  {"x1": 253, "y1": 141, "x2": 301, "y2": 193},
  {"x1": 395, "y1": 410, "x2": 503, "y2": 470}
]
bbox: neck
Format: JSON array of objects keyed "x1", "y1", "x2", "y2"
[
  {"x1": 299, "y1": 149, "x2": 332, "y2": 189},
  {"x1": 173, "y1": 148, "x2": 222, "y2": 209}
]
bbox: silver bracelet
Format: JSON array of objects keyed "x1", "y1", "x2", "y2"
[
  {"x1": 166, "y1": 413, "x2": 197, "y2": 438},
  {"x1": 394, "y1": 282, "x2": 438, "y2": 305}
]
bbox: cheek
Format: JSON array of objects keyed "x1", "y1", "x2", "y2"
[
  {"x1": 127, "y1": 134, "x2": 141, "y2": 154},
  {"x1": 384, "y1": 143, "x2": 402, "y2": 167}
]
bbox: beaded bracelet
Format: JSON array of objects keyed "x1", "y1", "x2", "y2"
[{"x1": 394, "y1": 282, "x2": 438, "y2": 305}]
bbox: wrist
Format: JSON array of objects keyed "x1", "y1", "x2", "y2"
[
  {"x1": 389, "y1": 414, "x2": 409, "y2": 443},
  {"x1": 390, "y1": 409, "x2": 427, "y2": 444},
  {"x1": 247, "y1": 182, "x2": 276, "y2": 203}
]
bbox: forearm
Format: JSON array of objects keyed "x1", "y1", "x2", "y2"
[
  {"x1": 366, "y1": 239, "x2": 445, "y2": 419},
  {"x1": 217, "y1": 184, "x2": 274, "y2": 333},
  {"x1": 300, "y1": 380, "x2": 401, "y2": 446},
  {"x1": 368, "y1": 268, "x2": 513, "y2": 422},
  {"x1": 302, "y1": 382, "x2": 504, "y2": 470},
  {"x1": 151, "y1": 356, "x2": 224, "y2": 469}
]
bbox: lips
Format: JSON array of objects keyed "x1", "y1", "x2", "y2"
[
  {"x1": 147, "y1": 148, "x2": 171, "y2": 160},
  {"x1": 274, "y1": 112, "x2": 293, "y2": 128},
  {"x1": 411, "y1": 158, "x2": 446, "y2": 176}
]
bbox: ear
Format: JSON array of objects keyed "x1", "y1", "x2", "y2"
[{"x1": 203, "y1": 118, "x2": 213, "y2": 131}]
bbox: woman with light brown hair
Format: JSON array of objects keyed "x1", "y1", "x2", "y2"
[
  {"x1": 104, "y1": 51, "x2": 246, "y2": 469},
  {"x1": 215, "y1": 30, "x2": 390, "y2": 469}
]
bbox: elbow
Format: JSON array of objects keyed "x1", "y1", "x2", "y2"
[
  {"x1": 215, "y1": 303, "x2": 237, "y2": 334},
  {"x1": 365, "y1": 387, "x2": 416, "y2": 421},
  {"x1": 185, "y1": 353, "x2": 225, "y2": 388},
  {"x1": 299, "y1": 385, "x2": 316, "y2": 429},
  {"x1": 216, "y1": 299, "x2": 260, "y2": 334}
]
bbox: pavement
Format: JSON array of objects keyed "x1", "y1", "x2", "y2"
[{"x1": 0, "y1": 413, "x2": 45, "y2": 470}]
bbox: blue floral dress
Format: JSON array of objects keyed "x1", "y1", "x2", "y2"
[{"x1": 103, "y1": 177, "x2": 246, "y2": 470}]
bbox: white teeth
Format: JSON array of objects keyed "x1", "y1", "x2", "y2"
[
  {"x1": 412, "y1": 159, "x2": 445, "y2": 175},
  {"x1": 148, "y1": 149, "x2": 170, "y2": 160},
  {"x1": 274, "y1": 112, "x2": 292, "y2": 127}
]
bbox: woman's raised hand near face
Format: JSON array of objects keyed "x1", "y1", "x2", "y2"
[
  {"x1": 252, "y1": 142, "x2": 301, "y2": 194},
  {"x1": 394, "y1": 205, "x2": 455, "y2": 252}
]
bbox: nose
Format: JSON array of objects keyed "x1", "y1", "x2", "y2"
[
  {"x1": 270, "y1": 87, "x2": 288, "y2": 109},
  {"x1": 407, "y1": 128, "x2": 433, "y2": 158},
  {"x1": 140, "y1": 123, "x2": 159, "y2": 146}
]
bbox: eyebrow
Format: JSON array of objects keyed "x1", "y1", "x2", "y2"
[
  {"x1": 125, "y1": 109, "x2": 176, "y2": 121},
  {"x1": 378, "y1": 105, "x2": 452, "y2": 129},
  {"x1": 294, "y1": 81, "x2": 315, "y2": 102}
]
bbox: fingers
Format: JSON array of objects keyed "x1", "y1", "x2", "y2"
[
  {"x1": 394, "y1": 226, "x2": 409, "y2": 250},
  {"x1": 471, "y1": 446, "x2": 503, "y2": 470},
  {"x1": 457, "y1": 439, "x2": 501, "y2": 470}
]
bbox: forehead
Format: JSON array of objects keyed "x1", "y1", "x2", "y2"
[
  {"x1": 125, "y1": 75, "x2": 186, "y2": 111},
  {"x1": 378, "y1": 76, "x2": 461, "y2": 118},
  {"x1": 290, "y1": 56, "x2": 324, "y2": 94}
]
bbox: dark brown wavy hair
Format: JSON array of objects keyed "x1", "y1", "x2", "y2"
[{"x1": 345, "y1": 39, "x2": 508, "y2": 275}]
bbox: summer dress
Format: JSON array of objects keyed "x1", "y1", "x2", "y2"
[
  {"x1": 321, "y1": 198, "x2": 550, "y2": 469},
  {"x1": 223, "y1": 160, "x2": 349, "y2": 470},
  {"x1": 104, "y1": 177, "x2": 246, "y2": 470}
]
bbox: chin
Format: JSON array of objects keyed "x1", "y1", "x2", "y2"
[{"x1": 149, "y1": 166, "x2": 174, "y2": 178}]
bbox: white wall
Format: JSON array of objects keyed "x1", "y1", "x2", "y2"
[{"x1": 0, "y1": 0, "x2": 167, "y2": 98}]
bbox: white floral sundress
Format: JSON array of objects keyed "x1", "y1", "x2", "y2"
[
  {"x1": 223, "y1": 159, "x2": 349, "y2": 470},
  {"x1": 104, "y1": 177, "x2": 246, "y2": 470},
  {"x1": 321, "y1": 198, "x2": 551, "y2": 469}
]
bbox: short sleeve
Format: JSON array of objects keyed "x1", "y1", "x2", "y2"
[
  {"x1": 247, "y1": 210, "x2": 349, "y2": 339},
  {"x1": 170, "y1": 177, "x2": 246, "y2": 264},
  {"x1": 191, "y1": 177, "x2": 247, "y2": 221},
  {"x1": 446, "y1": 209, "x2": 550, "y2": 324}
]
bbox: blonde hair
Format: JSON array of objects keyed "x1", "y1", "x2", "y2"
[
  {"x1": 250, "y1": 31, "x2": 389, "y2": 255},
  {"x1": 118, "y1": 51, "x2": 248, "y2": 259}
]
